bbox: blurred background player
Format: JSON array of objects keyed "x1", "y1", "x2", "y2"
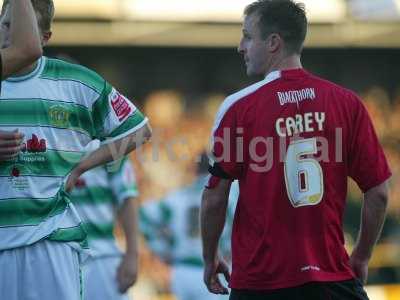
[
  {"x1": 140, "y1": 153, "x2": 238, "y2": 300},
  {"x1": 201, "y1": 1, "x2": 391, "y2": 300},
  {"x1": 0, "y1": 0, "x2": 42, "y2": 162},
  {"x1": 70, "y1": 156, "x2": 139, "y2": 300},
  {"x1": 0, "y1": 0, "x2": 151, "y2": 299}
]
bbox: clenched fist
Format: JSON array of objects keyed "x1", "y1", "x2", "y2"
[{"x1": 0, "y1": 130, "x2": 24, "y2": 162}]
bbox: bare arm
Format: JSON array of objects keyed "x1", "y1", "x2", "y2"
[
  {"x1": 349, "y1": 180, "x2": 389, "y2": 284},
  {"x1": 201, "y1": 178, "x2": 231, "y2": 294},
  {"x1": 1, "y1": 0, "x2": 42, "y2": 78},
  {"x1": 116, "y1": 198, "x2": 138, "y2": 293},
  {"x1": 201, "y1": 179, "x2": 231, "y2": 263},
  {"x1": 66, "y1": 124, "x2": 151, "y2": 192}
]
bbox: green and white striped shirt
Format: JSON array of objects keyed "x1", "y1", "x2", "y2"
[
  {"x1": 0, "y1": 56, "x2": 147, "y2": 251},
  {"x1": 140, "y1": 177, "x2": 238, "y2": 267},
  {"x1": 70, "y1": 158, "x2": 138, "y2": 258}
]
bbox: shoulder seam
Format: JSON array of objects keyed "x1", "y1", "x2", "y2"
[
  {"x1": 212, "y1": 71, "x2": 281, "y2": 135},
  {"x1": 41, "y1": 57, "x2": 105, "y2": 94}
]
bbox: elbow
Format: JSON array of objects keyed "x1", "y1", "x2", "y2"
[
  {"x1": 365, "y1": 180, "x2": 389, "y2": 209},
  {"x1": 128, "y1": 122, "x2": 152, "y2": 151},
  {"x1": 134, "y1": 123, "x2": 151, "y2": 149},
  {"x1": 201, "y1": 189, "x2": 227, "y2": 211},
  {"x1": 375, "y1": 189, "x2": 389, "y2": 209},
  {"x1": 143, "y1": 123, "x2": 152, "y2": 142}
]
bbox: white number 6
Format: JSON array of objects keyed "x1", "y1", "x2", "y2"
[{"x1": 284, "y1": 138, "x2": 324, "y2": 207}]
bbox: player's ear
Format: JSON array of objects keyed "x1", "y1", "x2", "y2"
[
  {"x1": 267, "y1": 33, "x2": 281, "y2": 53},
  {"x1": 42, "y1": 31, "x2": 52, "y2": 47}
]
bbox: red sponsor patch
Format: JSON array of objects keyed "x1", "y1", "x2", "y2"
[
  {"x1": 111, "y1": 91, "x2": 132, "y2": 122},
  {"x1": 22, "y1": 134, "x2": 47, "y2": 153},
  {"x1": 11, "y1": 167, "x2": 20, "y2": 177}
]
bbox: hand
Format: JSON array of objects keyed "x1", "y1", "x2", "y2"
[
  {"x1": 65, "y1": 168, "x2": 82, "y2": 193},
  {"x1": 0, "y1": 130, "x2": 24, "y2": 161},
  {"x1": 117, "y1": 253, "x2": 138, "y2": 294},
  {"x1": 203, "y1": 256, "x2": 230, "y2": 295},
  {"x1": 349, "y1": 253, "x2": 369, "y2": 285}
]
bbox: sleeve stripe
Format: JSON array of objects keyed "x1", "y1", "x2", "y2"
[
  {"x1": 211, "y1": 71, "x2": 281, "y2": 137},
  {"x1": 101, "y1": 118, "x2": 148, "y2": 145},
  {"x1": 116, "y1": 190, "x2": 139, "y2": 205}
]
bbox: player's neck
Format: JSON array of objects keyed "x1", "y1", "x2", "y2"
[
  {"x1": 13, "y1": 60, "x2": 39, "y2": 77},
  {"x1": 265, "y1": 55, "x2": 302, "y2": 77}
]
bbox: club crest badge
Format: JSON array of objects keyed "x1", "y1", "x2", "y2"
[{"x1": 49, "y1": 105, "x2": 71, "y2": 127}]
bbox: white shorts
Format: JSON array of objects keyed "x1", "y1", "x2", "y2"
[
  {"x1": 0, "y1": 240, "x2": 82, "y2": 300},
  {"x1": 83, "y1": 256, "x2": 129, "y2": 300},
  {"x1": 171, "y1": 265, "x2": 229, "y2": 300}
]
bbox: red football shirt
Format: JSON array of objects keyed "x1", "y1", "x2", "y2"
[{"x1": 211, "y1": 68, "x2": 391, "y2": 290}]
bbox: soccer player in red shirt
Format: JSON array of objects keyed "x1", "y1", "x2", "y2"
[{"x1": 200, "y1": 1, "x2": 391, "y2": 299}]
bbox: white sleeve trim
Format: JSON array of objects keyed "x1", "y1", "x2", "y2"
[
  {"x1": 211, "y1": 71, "x2": 281, "y2": 137},
  {"x1": 101, "y1": 117, "x2": 148, "y2": 145},
  {"x1": 116, "y1": 190, "x2": 139, "y2": 207}
]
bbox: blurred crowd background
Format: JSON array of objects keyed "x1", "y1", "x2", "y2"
[{"x1": 32, "y1": 0, "x2": 400, "y2": 299}]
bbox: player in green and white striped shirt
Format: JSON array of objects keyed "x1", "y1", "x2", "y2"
[
  {"x1": 140, "y1": 155, "x2": 238, "y2": 300},
  {"x1": 0, "y1": 1, "x2": 151, "y2": 299},
  {"x1": 70, "y1": 157, "x2": 139, "y2": 300}
]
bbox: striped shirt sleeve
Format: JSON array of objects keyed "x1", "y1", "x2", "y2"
[
  {"x1": 107, "y1": 158, "x2": 139, "y2": 207},
  {"x1": 92, "y1": 81, "x2": 148, "y2": 141}
]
